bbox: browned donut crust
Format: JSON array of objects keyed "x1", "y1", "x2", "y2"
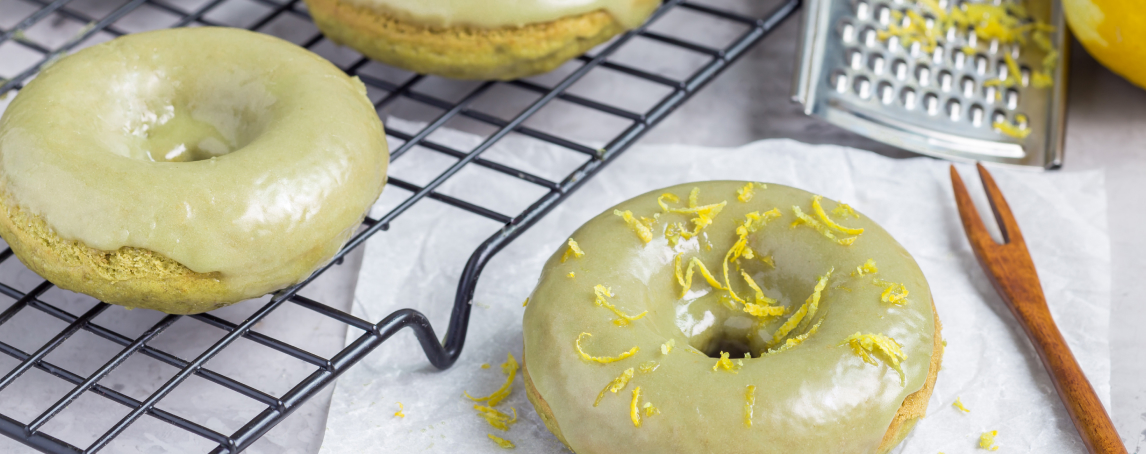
[
  {"x1": 523, "y1": 298, "x2": 944, "y2": 454},
  {"x1": 303, "y1": 0, "x2": 641, "y2": 80},
  {"x1": 0, "y1": 194, "x2": 228, "y2": 313}
]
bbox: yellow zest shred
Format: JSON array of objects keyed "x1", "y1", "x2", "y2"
[
  {"x1": 522, "y1": 297, "x2": 529, "y2": 307},
  {"x1": 487, "y1": 433, "x2": 515, "y2": 449},
  {"x1": 664, "y1": 222, "x2": 682, "y2": 247},
  {"x1": 594, "y1": 367, "x2": 635, "y2": 407},
  {"x1": 712, "y1": 351, "x2": 741, "y2": 373},
  {"x1": 766, "y1": 319, "x2": 824, "y2": 355},
  {"x1": 630, "y1": 387, "x2": 643, "y2": 427},
  {"x1": 688, "y1": 187, "x2": 699, "y2": 208},
  {"x1": 594, "y1": 285, "x2": 648, "y2": 326},
  {"x1": 812, "y1": 195, "x2": 864, "y2": 235},
  {"x1": 474, "y1": 405, "x2": 518, "y2": 431},
  {"x1": 760, "y1": 255, "x2": 775, "y2": 268},
  {"x1": 744, "y1": 385, "x2": 756, "y2": 427},
  {"x1": 993, "y1": 120, "x2": 1031, "y2": 139},
  {"x1": 853, "y1": 259, "x2": 879, "y2": 277},
  {"x1": 567, "y1": 272, "x2": 575, "y2": 279},
  {"x1": 741, "y1": 270, "x2": 777, "y2": 305},
  {"x1": 638, "y1": 361, "x2": 659, "y2": 374},
  {"x1": 979, "y1": 430, "x2": 1000, "y2": 451},
  {"x1": 672, "y1": 203, "x2": 727, "y2": 239},
  {"x1": 772, "y1": 268, "x2": 833, "y2": 344},
  {"x1": 394, "y1": 402, "x2": 405, "y2": 418},
  {"x1": 874, "y1": 278, "x2": 910, "y2": 306},
  {"x1": 743, "y1": 302, "x2": 785, "y2": 318},
  {"x1": 842, "y1": 333, "x2": 907, "y2": 385},
  {"x1": 614, "y1": 209, "x2": 653, "y2": 244},
  {"x1": 464, "y1": 352, "x2": 519, "y2": 407},
  {"x1": 831, "y1": 203, "x2": 859, "y2": 219},
  {"x1": 792, "y1": 206, "x2": 856, "y2": 246},
  {"x1": 481, "y1": 363, "x2": 491, "y2": 369},
  {"x1": 674, "y1": 254, "x2": 724, "y2": 298},
  {"x1": 642, "y1": 401, "x2": 660, "y2": 417},
  {"x1": 561, "y1": 238, "x2": 585, "y2": 263},
  {"x1": 736, "y1": 183, "x2": 755, "y2": 203},
  {"x1": 576, "y1": 332, "x2": 639, "y2": 364},
  {"x1": 660, "y1": 339, "x2": 675, "y2": 355},
  {"x1": 720, "y1": 210, "x2": 783, "y2": 305},
  {"x1": 953, "y1": 397, "x2": 971, "y2": 413},
  {"x1": 657, "y1": 192, "x2": 680, "y2": 212}
]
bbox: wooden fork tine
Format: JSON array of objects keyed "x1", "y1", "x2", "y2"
[
  {"x1": 976, "y1": 162, "x2": 1024, "y2": 245},
  {"x1": 949, "y1": 165, "x2": 996, "y2": 252}
]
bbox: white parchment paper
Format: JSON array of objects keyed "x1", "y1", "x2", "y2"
[{"x1": 321, "y1": 123, "x2": 1110, "y2": 454}]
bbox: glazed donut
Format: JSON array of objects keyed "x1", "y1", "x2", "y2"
[
  {"x1": 302, "y1": 0, "x2": 661, "y2": 80},
  {"x1": 523, "y1": 181, "x2": 941, "y2": 453},
  {"x1": 0, "y1": 27, "x2": 388, "y2": 314}
]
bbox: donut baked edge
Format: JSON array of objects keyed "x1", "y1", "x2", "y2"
[{"x1": 303, "y1": 0, "x2": 654, "y2": 80}]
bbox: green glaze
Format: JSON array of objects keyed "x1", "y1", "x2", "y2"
[
  {"x1": 0, "y1": 27, "x2": 388, "y2": 298},
  {"x1": 523, "y1": 181, "x2": 936, "y2": 454}
]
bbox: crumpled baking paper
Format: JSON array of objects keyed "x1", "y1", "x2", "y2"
[{"x1": 321, "y1": 120, "x2": 1109, "y2": 454}]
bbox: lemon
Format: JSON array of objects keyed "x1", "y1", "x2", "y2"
[{"x1": 1064, "y1": 0, "x2": 1146, "y2": 89}]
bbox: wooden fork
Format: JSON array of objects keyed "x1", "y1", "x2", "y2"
[{"x1": 950, "y1": 163, "x2": 1126, "y2": 454}]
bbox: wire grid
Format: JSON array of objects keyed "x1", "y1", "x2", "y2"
[{"x1": 0, "y1": 0, "x2": 800, "y2": 452}]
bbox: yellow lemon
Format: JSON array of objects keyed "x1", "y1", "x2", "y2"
[{"x1": 1063, "y1": 0, "x2": 1146, "y2": 89}]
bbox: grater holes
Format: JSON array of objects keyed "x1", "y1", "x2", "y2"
[
  {"x1": 1015, "y1": 113, "x2": 1029, "y2": 130},
  {"x1": 1010, "y1": 43, "x2": 1021, "y2": 59},
  {"x1": 893, "y1": 58, "x2": 908, "y2": 80},
  {"x1": 840, "y1": 20, "x2": 857, "y2": 42},
  {"x1": 862, "y1": 26, "x2": 880, "y2": 48},
  {"x1": 967, "y1": 30, "x2": 978, "y2": 48},
  {"x1": 984, "y1": 85, "x2": 998, "y2": 104},
  {"x1": 989, "y1": 38, "x2": 1000, "y2": 55},
  {"x1": 878, "y1": 81, "x2": 895, "y2": 104},
  {"x1": 876, "y1": 4, "x2": 892, "y2": 25},
  {"x1": 1005, "y1": 89, "x2": 1019, "y2": 109},
  {"x1": 831, "y1": 70, "x2": 849, "y2": 93},
  {"x1": 887, "y1": 35, "x2": 901, "y2": 52},
  {"x1": 961, "y1": 76, "x2": 976, "y2": 97},
  {"x1": 975, "y1": 54, "x2": 989, "y2": 75},
  {"x1": 969, "y1": 103, "x2": 985, "y2": 126},
  {"x1": 931, "y1": 45, "x2": 945, "y2": 64},
  {"x1": 901, "y1": 87, "x2": 917, "y2": 110},
  {"x1": 856, "y1": 1, "x2": 872, "y2": 20},
  {"x1": 953, "y1": 50, "x2": 966, "y2": 69},
  {"x1": 939, "y1": 70, "x2": 954, "y2": 92},
  {"x1": 997, "y1": 59, "x2": 1009, "y2": 80},
  {"x1": 854, "y1": 75, "x2": 873, "y2": 99},
  {"x1": 909, "y1": 41, "x2": 922, "y2": 58},
  {"x1": 923, "y1": 92, "x2": 940, "y2": 115},
  {"x1": 869, "y1": 53, "x2": 887, "y2": 74},
  {"x1": 846, "y1": 47, "x2": 865, "y2": 69},
  {"x1": 915, "y1": 64, "x2": 931, "y2": 86},
  {"x1": 1020, "y1": 66, "x2": 1031, "y2": 87},
  {"x1": 992, "y1": 109, "x2": 1007, "y2": 125},
  {"x1": 946, "y1": 98, "x2": 962, "y2": 121},
  {"x1": 945, "y1": 26, "x2": 959, "y2": 43}
]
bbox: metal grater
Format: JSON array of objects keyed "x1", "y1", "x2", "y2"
[{"x1": 793, "y1": 0, "x2": 1069, "y2": 169}]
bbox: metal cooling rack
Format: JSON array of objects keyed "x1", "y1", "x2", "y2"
[{"x1": 0, "y1": 0, "x2": 799, "y2": 452}]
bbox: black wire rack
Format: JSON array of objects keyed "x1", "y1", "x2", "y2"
[{"x1": 0, "y1": 0, "x2": 799, "y2": 452}]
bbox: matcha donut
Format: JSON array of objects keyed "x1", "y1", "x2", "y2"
[
  {"x1": 303, "y1": 0, "x2": 660, "y2": 80},
  {"x1": 523, "y1": 181, "x2": 941, "y2": 453},
  {"x1": 0, "y1": 27, "x2": 388, "y2": 314}
]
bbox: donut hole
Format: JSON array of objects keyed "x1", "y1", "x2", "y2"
[{"x1": 111, "y1": 70, "x2": 276, "y2": 162}]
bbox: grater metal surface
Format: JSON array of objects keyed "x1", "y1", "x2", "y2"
[{"x1": 793, "y1": 0, "x2": 1069, "y2": 169}]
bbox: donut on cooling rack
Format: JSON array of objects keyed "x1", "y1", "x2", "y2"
[
  {"x1": 0, "y1": 27, "x2": 389, "y2": 314},
  {"x1": 522, "y1": 181, "x2": 942, "y2": 453},
  {"x1": 301, "y1": 0, "x2": 661, "y2": 80}
]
